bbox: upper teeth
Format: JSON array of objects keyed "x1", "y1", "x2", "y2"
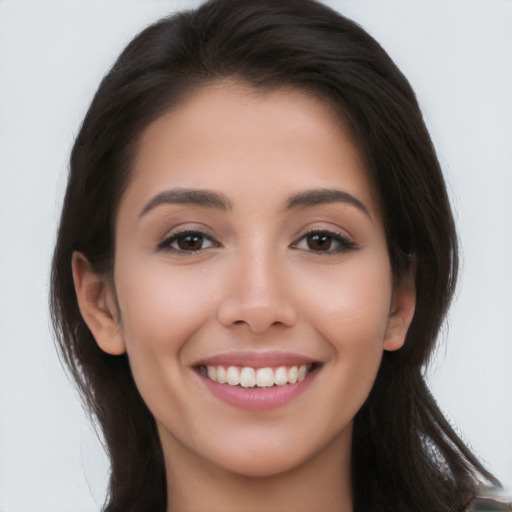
[{"x1": 202, "y1": 364, "x2": 311, "y2": 388}]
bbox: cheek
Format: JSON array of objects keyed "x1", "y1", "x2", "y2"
[
  {"x1": 302, "y1": 250, "x2": 391, "y2": 321},
  {"x1": 296, "y1": 252, "x2": 393, "y2": 370},
  {"x1": 113, "y1": 256, "x2": 220, "y2": 388},
  {"x1": 294, "y1": 256, "x2": 393, "y2": 428}
]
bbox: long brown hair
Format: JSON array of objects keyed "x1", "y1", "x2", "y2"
[{"x1": 50, "y1": 1, "x2": 498, "y2": 510}]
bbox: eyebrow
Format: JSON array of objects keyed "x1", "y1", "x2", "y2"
[
  {"x1": 139, "y1": 186, "x2": 370, "y2": 219},
  {"x1": 139, "y1": 188, "x2": 233, "y2": 218},
  {"x1": 285, "y1": 188, "x2": 371, "y2": 218}
]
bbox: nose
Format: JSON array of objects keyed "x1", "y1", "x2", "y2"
[{"x1": 216, "y1": 249, "x2": 299, "y2": 333}]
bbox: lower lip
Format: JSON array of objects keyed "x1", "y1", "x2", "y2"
[{"x1": 197, "y1": 368, "x2": 318, "y2": 411}]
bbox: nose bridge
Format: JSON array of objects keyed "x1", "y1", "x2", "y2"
[
  {"x1": 239, "y1": 244, "x2": 281, "y2": 303},
  {"x1": 216, "y1": 238, "x2": 298, "y2": 332}
]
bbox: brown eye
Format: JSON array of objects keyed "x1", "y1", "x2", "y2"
[
  {"x1": 158, "y1": 231, "x2": 218, "y2": 253},
  {"x1": 177, "y1": 234, "x2": 204, "y2": 251},
  {"x1": 307, "y1": 233, "x2": 332, "y2": 251},
  {"x1": 293, "y1": 230, "x2": 357, "y2": 254}
]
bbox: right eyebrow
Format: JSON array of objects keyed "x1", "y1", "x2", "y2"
[{"x1": 138, "y1": 188, "x2": 233, "y2": 218}]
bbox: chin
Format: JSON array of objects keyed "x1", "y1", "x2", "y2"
[
  {"x1": 199, "y1": 423, "x2": 351, "y2": 480},
  {"x1": 215, "y1": 450, "x2": 312, "y2": 479}
]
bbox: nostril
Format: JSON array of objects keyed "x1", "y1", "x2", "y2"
[
  {"x1": 231, "y1": 318, "x2": 288, "y2": 329},
  {"x1": 217, "y1": 297, "x2": 299, "y2": 332}
]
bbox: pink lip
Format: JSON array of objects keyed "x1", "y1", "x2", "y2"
[
  {"x1": 195, "y1": 350, "x2": 317, "y2": 369},
  {"x1": 195, "y1": 363, "x2": 319, "y2": 412}
]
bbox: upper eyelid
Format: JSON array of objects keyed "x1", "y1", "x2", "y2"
[
  {"x1": 292, "y1": 228, "x2": 354, "y2": 243},
  {"x1": 161, "y1": 225, "x2": 217, "y2": 240},
  {"x1": 290, "y1": 218, "x2": 355, "y2": 239},
  {"x1": 167, "y1": 228, "x2": 215, "y2": 237}
]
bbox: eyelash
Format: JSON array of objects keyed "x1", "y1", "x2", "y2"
[
  {"x1": 291, "y1": 230, "x2": 357, "y2": 254},
  {"x1": 157, "y1": 229, "x2": 357, "y2": 255},
  {"x1": 157, "y1": 229, "x2": 220, "y2": 253}
]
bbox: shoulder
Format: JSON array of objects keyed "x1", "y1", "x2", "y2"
[{"x1": 463, "y1": 492, "x2": 512, "y2": 511}]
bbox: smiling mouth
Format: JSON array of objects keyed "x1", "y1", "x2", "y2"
[{"x1": 197, "y1": 364, "x2": 316, "y2": 388}]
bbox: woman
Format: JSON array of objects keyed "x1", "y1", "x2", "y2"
[{"x1": 50, "y1": 0, "x2": 506, "y2": 510}]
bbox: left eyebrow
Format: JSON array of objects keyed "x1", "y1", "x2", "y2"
[{"x1": 285, "y1": 188, "x2": 371, "y2": 219}]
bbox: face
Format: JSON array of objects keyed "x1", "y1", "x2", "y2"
[{"x1": 78, "y1": 82, "x2": 414, "y2": 479}]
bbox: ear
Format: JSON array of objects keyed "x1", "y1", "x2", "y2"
[
  {"x1": 71, "y1": 252, "x2": 126, "y2": 355},
  {"x1": 383, "y1": 271, "x2": 416, "y2": 352}
]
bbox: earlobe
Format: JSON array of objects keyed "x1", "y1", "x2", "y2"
[
  {"x1": 383, "y1": 273, "x2": 416, "y2": 352},
  {"x1": 71, "y1": 252, "x2": 126, "y2": 355}
]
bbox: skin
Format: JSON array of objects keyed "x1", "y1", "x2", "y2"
[{"x1": 73, "y1": 81, "x2": 415, "y2": 512}]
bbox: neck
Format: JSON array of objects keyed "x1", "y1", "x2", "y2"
[{"x1": 162, "y1": 428, "x2": 353, "y2": 512}]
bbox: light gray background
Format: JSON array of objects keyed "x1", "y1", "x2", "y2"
[{"x1": 1, "y1": 1, "x2": 511, "y2": 510}]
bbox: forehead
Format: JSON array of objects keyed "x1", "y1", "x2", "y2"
[{"x1": 121, "y1": 81, "x2": 378, "y2": 218}]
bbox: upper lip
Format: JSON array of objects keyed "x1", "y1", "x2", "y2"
[{"x1": 194, "y1": 350, "x2": 319, "y2": 368}]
